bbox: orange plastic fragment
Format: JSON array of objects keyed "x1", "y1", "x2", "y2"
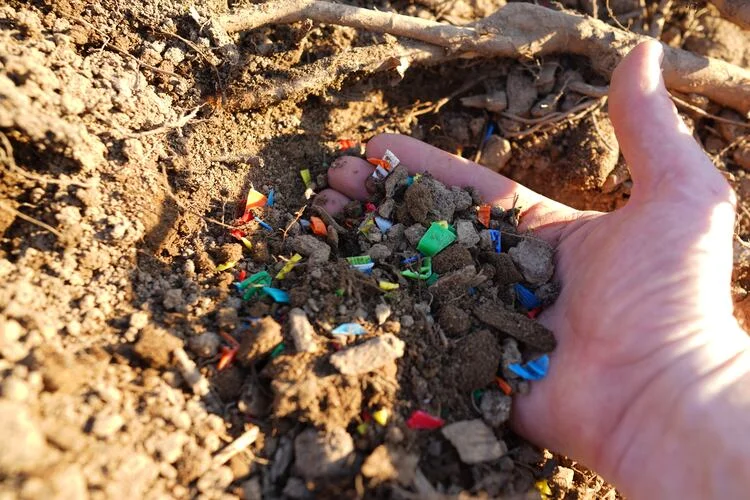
[
  {"x1": 218, "y1": 346, "x2": 238, "y2": 371},
  {"x1": 496, "y1": 377, "x2": 513, "y2": 396},
  {"x1": 338, "y1": 139, "x2": 358, "y2": 150},
  {"x1": 367, "y1": 158, "x2": 391, "y2": 170},
  {"x1": 310, "y1": 216, "x2": 328, "y2": 236},
  {"x1": 478, "y1": 204, "x2": 491, "y2": 228},
  {"x1": 245, "y1": 188, "x2": 268, "y2": 209}
]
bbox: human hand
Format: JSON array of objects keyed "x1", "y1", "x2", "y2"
[{"x1": 316, "y1": 40, "x2": 750, "y2": 497}]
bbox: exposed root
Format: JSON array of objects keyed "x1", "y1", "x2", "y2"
[
  {"x1": 706, "y1": 0, "x2": 750, "y2": 29},
  {"x1": 220, "y1": 0, "x2": 750, "y2": 115}
]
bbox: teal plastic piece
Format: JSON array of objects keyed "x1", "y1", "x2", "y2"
[
  {"x1": 417, "y1": 222, "x2": 457, "y2": 257},
  {"x1": 261, "y1": 287, "x2": 290, "y2": 303}
]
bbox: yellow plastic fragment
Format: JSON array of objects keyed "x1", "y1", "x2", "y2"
[
  {"x1": 435, "y1": 220, "x2": 449, "y2": 229},
  {"x1": 245, "y1": 188, "x2": 267, "y2": 209},
  {"x1": 535, "y1": 479, "x2": 552, "y2": 498},
  {"x1": 359, "y1": 215, "x2": 375, "y2": 235},
  {"x1": 216, "y1": 261, "x2": 237, "y2": 272},
  {"x1": 378, "y1": 281, "x2": 399, "y2": 291},
  {"x1": 356, "y1": 423, "x2": 369, "y2": 435},
  {"x1": 372, "y1": 408, "x2": 389, "y2": 426},
  {"x1": 276, "y1": 254, "x2": 303, "y2": 280},
  {"x1": 300, "y1": 169, "x2": 312, "y2": 188},
  {"x1": 240, "y1": 237, "x2": 253, "y2": 250}
]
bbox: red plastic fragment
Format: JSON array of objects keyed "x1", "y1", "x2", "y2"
[
  {"x1": 310, "y1": 216, "x2": 328, "y2": 236},
  {"x1": 477, "y1": 204, "x2": 491, "y2": 228},
  {"x1": 495, "y1": 377, "x2": 513, "y2": 396},
  {"x1": 218, "y1": 346, "x2": 238, "y2": 371},
  {"x1": 406, "y1": 410, "x2": 445, "y2": 430},
  {"x1": 364, "y1": 202, "x2": 377, "y2": 213},
  {"x1": 337, "y1": 139, "x2": 358, "y2": 150},
  {"x1": 238, "y1": 270, "x2": 247, "y2": 282},
  {"x1": 527, "y1": 307, "x2": 542, "y2": 319},
  {"x1": 230, "y1": 229, "x2": 246, "y2": 240},
  {"x1": 367, "y1": 158, "x2": 391, "y2": 170}
]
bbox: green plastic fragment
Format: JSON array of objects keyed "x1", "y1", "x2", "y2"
[
  {"x1": 426, "y1": 272, "x2": 439, "y2": 286},
  {"x1": 335, "y1": 288, "x2": 345, "y2": 297},
  {"x1": 300, "y1": 169, "x2": 312, "y2": 188},
  {"x1": 237, "y1": 271, "x2": 272, "y2": 300},
  {"x1": 346, "y1": 255, "x2": 373, "y2": 265},
  {"x1": 401, "y1": 257, "x2": 432, "y2": 280},
  {"x1": 417, "y1": 222, "x2": 457, "y2": 257},
  {"x1": 270, "y1": 342, "x2": 286, "y2": 358}
]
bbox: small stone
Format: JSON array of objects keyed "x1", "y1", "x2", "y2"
[
  {"x1": 378, "y1": 199, "x2": 395, "y2": 219},
  {"x1": 156, "y1": 433, "x2": 188, "y2": 464},
  {"x1": 270, "y1": 436, "x2": 294, "y2": 481},
  {"x1": 237, "y1": 317, "x2": 283, "y2": 366},
  {"x1": 404, "y1": 224, "x2": 427, "y2": 247},
  {"x1": 241, "y1": 477, "x2": 262, "y2": 500},
  {"x1": 432, "y1": 244, "x2": 473, "y2": 274},
  {"x1": 0, "y1": 319, "x2": 27, "y2": 362},
  {"x1": 163, "y1": 46, "x2": 186, "y2": 64},
  {"x1": 480, "y1": 390, "x2": 512, "y2": 428},
  {"x1": 91, "y1": 413, "x2": 124, "y2": 438},
  {"x1": 400, "y1": 315, "x2": 414, "y2": 328},
  {"x1": 216, "y1": 307, "x2": 239, "y2": 330},
  {"x1": 287, "y1": 308, "x2": 319, "y2": 354},
  {"x1": 441, "y1": 420, "x2": 507, "y2": 464},
  {"x1": 196, "y1": 466, "x2": 233, "y2": 493},
  {"x1": 374, "y1": 303, "x2": 392, "y2": 325},
  {"x1": 367, "y1": 243, "x2": 392, "y2": 261},
  {"x1": 163, "y1": 288, "x2": 184, "y2": 310},
  {"x1": 188, "y1": 332, "x2": 222, "y2": 358},
  {"x1": 551, "y1": 466, "x2": 575, "y2": 490},
  {"x1": 361, "y1": 444, "x2": 419, "y2": 486},
  {"x1": 455, "y1": 220, "x2": 480, "y2": 247},
  {"x1": 1, "y1": 377, "x2": 30, "y2": 401},
  {"x1": 474, "y1": 303, "x2": 556, "y2": 352},
  {"x1": 508, "y1": 238, "x2": 554, "y2": 286},
  {"x1": 290, "y1": 235, "x2": 330, "y2": 265},
  {"x1": 130, "y1": 311, "x2": 149, "y2": 330},
  {"x1": 451, "y1": 330, "x2": 502, "y2": 391},
  {"x1": 329, "y1": 334, "x2": 405, "y2": 375},
  {"x1": 283, "y1": 477, "x2": 309, "y2": 499},
  {"x1": 0, "y1": 401, "x2": 48, "y2": 474},
  {"x1": 384, "y1": 165, "x2": 409, "y2": 198},
  {"x1": 438, "y1": 304, "x2": 470, "y2": 336},
  {"x1": 294, "y1": 428, "x2": 354, "y2": 479},
  {"x1": 480, "y1": 136, "x2": 512, "y2": 173},
  {"x1": 451, "y1": 187, "x2": 473, "y2": 211}
]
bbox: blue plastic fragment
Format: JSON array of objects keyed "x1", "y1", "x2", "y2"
[
  {"x1": 402, "y1": 255, "x2": 420, "y2": 264},
  {"x1": 488, "y1": 229, "x2": 502, "y2": 253},
  {"x1": 468, "y1": 287, "x2": 477, "y2": 296},
  {"x1": 406, "y1": 176, "x2": 414, "y2": 186},
  {"x1": 261, "y1": 287, "x2": 290, "y2": 303},
  {"x1": 508, "y1": 355, "x2": 550, "y2": 381},
  {"x1": 482, "y1": 122, "x2": 496, "y2": 144},
  {"x1": 257, "y1": 219, "x2": 273, "y2": 231},
  {"x1": 266, "y1": 189, "x2": 275, "y2": 207},
  {"x1": 374, "y1": 216, "x2": 393, "y2": 233},
  {"x1": 352, "y1": 262, "x2": 375, "y2": 275},
  {"x1": 331, "y1": 323, "x2": 367, "y2": 336},
  {"x1": 514, "y1": 283, "x2": 541, "y2": 309}
]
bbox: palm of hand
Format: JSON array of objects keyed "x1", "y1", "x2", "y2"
[{"x1": 315, "y1": 41, "x2": 745, "y2": 483}]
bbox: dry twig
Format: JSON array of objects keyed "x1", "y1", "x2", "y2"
[
  {"x1": 0, "y1": 200, "x2": 63, "y2": 239},
  {"x1": 220, "y1": 0, "x2": 750, "y2": 115}
]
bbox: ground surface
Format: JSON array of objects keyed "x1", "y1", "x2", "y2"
[{"x1": 1, "y1": 0, "x2": 749, "y2": 498}]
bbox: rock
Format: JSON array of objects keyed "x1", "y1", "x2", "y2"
[
  {"x1": 361, "y1": 444, "x2": 419, "y2": 486},
  {"x1": 378, "y1": 198, "x2": 395, "y2": 219},
  {"x1": 404, "y1": 176, "x2": 455, "y2": 224},
  {"x1": 551, "y1": 466, "x2": 575, "y2": 490},
  {"x1": 451, "y1": 187, "x2": 473, "y2": 211},
  {"x1": 293, "y1": 428, "x2": 354, "y2": 479},
  {"x1": 474, "y1": 303, "x2": 556, "y2": 352},
  {"x1": 374, "y1": 303, "x2": 392, "y2": 325},
  {"x1": 1, "y1": 376, "x2": 30, "y2": 401},
  {"x1": 480, "y1": 390, "x2": 512, "y2": 428},
  {"x1": 455, "y1": 219, "x2": 480, "y2": 247},
  {"x1": 0, "y1": 401, "x2": 48, "y2": 473},
  {"x1": 241, "y1": 477, "x2": 262, "y2": 500},
  {"x1": 441, "y1": 420, "x2": 507, "y2": 464},
  {"x1": 196, "y1": 466, "x2": 233, "y2": 493},
  {"x1": 404, "y1": 182, "x2": 432, "y2": 224},
  {"x1": 432, "y1": 244, "x2": 473, "y2": 274},
  {"x1": 484, "y1": 252, "x2": 523, "y2": 286},
  {"x1": 508, "y1": 238, "x2": 554, "y2": 285},
  {"x1": 216, "y1": 307, "x2": 239, "y2": 330},
  {"x1": 535, "y1": 281, "x2": 561, "y2": 306},
  {"x1": 0, "y1": 318, "x2": 27, "y2": 362},
  {"x1": 438, "y1": 304, "x2": 471, "y2": 336},
  {"x1": 506, "y1": 67, "x2": 538, "y2": 116},
  {"x1": 400, "y1": 315, "x2": 414, "y2": 328},
  {"x1": 404, "y1": 224, "x2": 427, "y2": 247},
  {"x1": 290, "y1": 235, "x2": 331, "y2": 265},
  {"x1": 329, "y1": 334, "x2": 405, "y2": 375},
  {"x1": 367, "y1": 243, "x2": 392, "y2": 261},
  {"x1": 188, "y1": 332, "x2": 222, "y2": 358},
  {"x1": 384, "y1": 165, "x2": 409, "y2": 198},
  {"x1": 480, "y1": 136, "x2": 512, "y2": 173},
  {"x1": 283, "y1": 477, "x2": 309, "y2": 499},
  {"x1": 451, "y1": 330, "x2": 502, "y2": 391},
  {"x1": 287, "y1": 308, "x2": 319, "y2": 353},
  {"x1": 270, "y1": 436, "x2": 294, "y2": 481},
  {"x1": 236, "y1": 317, "x2": 283, "y2": 366},
  {"x1": 130, "y1": 311, "x2": 149, "y2": 330},
  {"x1": 163, "y1": 288, "x2": 184, "y2": 310},
  {"x1": 500, "y1": 338, "x2": 523, "y2": 380},
  {"x1": 91, "y1": 413, "x2": 124, "y2": 438},
  {"x1": 134, "y1": 325, "x2": 184, "y2": 368}
]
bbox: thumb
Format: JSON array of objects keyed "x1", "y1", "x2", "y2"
[{"x1": 609, "y1": 40, "x2": 727, "y2": 202}]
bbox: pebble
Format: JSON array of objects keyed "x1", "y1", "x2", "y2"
[
  {"x1": 367, "y1": 243, "x2": 392, "y2": 261},
  {"x1": 242, "y1": 477, "x2": 262, "y2": 500},
  {"x1": 293, "y1": 427, "x2": 354, "y2": 479},
  {"x1": 451, "y1": 186, "x2": 473, "y2": 211},
  {"x1": 156, "y1": 433, "x2": 188, "y2": 464},
  {"x1": 1, "y1": 376, "x2": 30, "y2": 401},
  {"x1": 163, "y1": 288, "x2": 184, "y2": 310},
  {"x1": 0, "y1": 319, "x2": 27, "y2": 362},
  {"x1": 455, "y1": 219, "x2": 480, "y2": 247},
  {"x1": 237, "y1": 317, "x2": 283, "y2": 366},
  {"x1": 196, "y1": 465, "x2": 234, "y2": 492},
  {"x1": 480, "y1": 136, "x2": 512, "y2": 173},
  {"x1": 480, "y1": 390, "x2": 512, "y2": 428},
  {"x1": 404, "y1": 224, "x2": 427, "y2": 247},
  {"x1": 508, "y1": 238, "x2": 554, "y2": 285},
  {"x1": 290, "y1": 235, "x2": 331, "y2": 265},
  {"x1": 188, "y1": 332, "x2": 222, "y2": 358},
  {"x1": 474, "y1": 303, "x2": 556, "y2": 351},
  {"x1": 130, "y1": 311, "x2": 149, "y2": 330},
  {"x1": 283, "y1": 477, "x2": 309, "y2": 499},
  {"x1": 441, "y1": 419, "x2": 507, "y2": 464},
  {"x1": 361, "y1": 444, "x2": 419, "y2": 486},
  {"x1": 163, "y1": 46, "x2": 186, "y2": 64},
  {"x1": 374, "y1": 303, "x2": 392, "y2": 325},
  {"x1": 0, "y1": 401, "x2": 48, "y2": 474},
  {"x1": 329, "y1": 334, "x2": 405, "y2": 375},
  {"x1": 91, "y1": 413, "x2": 124, "y2": 438},
  {"x1": 400, "y1": 315, "x2": 414, "y2": 328},
  {"x1": 134, "y1": 325, "x2": 184, "y2": 368},
  {"x1": 287, "y1": 308, "x2": 319, "y2": 353},
  {"x1": 551, "y1": 466, "x2": 575, "y2": 490}
]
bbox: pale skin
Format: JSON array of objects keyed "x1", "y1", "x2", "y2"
[{"x1": 315, "y1": 40, "x2": 750, "y2": 498}]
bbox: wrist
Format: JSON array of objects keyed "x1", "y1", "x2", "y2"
[{"x1": 603, "y1": 320, "x2": 750, "y2": 498}]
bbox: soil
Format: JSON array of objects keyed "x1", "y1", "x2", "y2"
[{"x1": 1, "y1": 0, "x2": 749, "y2": 499}]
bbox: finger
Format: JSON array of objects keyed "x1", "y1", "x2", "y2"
[
  {"x1": 365, "y1": 133, "x2": 579, "y2": 230},
  {"x1": 327, "y1": 156, "x2": 374, "y2": 201},
  {"x1": 609, "y1": 40, "x2": 729, "y2": 201},
  {"x1": 313, "y1": 189, "x2": 350, "y2": 215}
]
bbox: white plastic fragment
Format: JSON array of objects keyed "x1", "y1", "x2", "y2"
[
  {"x1": 173, "y1": 347, "x2": 210, "y2": 396},
  {"x1": 212, "y1": 426, "x2": 260, "y2": 467}
]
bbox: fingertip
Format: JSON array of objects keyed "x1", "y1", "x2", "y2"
[
  {"x1": 365, "y1": 133, "x2": 403, "y2": 158},
  {"x1": 313, "y1": 189, "x2": 350, "y2": 216},
  {"x1": 327, "y1": 156, "x2": 374, "y2": 200}
]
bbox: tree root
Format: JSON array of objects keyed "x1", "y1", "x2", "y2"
[
  {"x1": 706, "y1": 0, "x2": 750, "y2": 29},
  {"x1": 220, "y1": 0, "x2": 750, "y2": 116}
]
